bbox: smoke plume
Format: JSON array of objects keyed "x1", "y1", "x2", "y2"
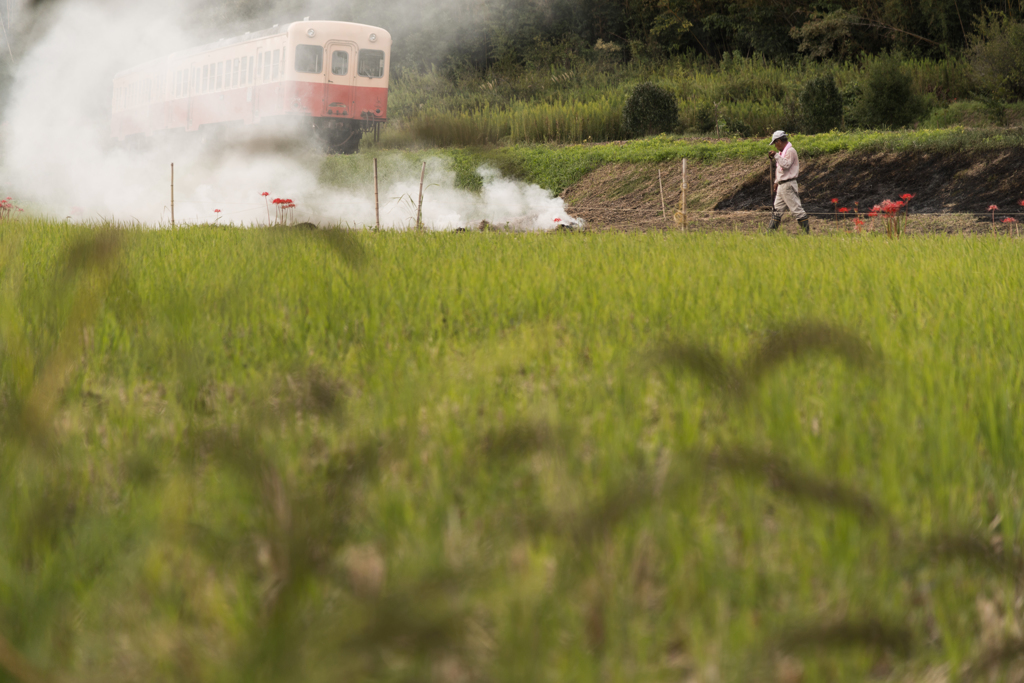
[{"x1": 0, "y1": 0, "x2": 577, "y2": 230}]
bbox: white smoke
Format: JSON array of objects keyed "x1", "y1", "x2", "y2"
[{"x1": 0, "y1": 0, "x2": 577, "y2": 230}]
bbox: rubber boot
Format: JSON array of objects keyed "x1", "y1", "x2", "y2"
[
  {"x1": 767, "y1": 212, "x2": 782, "y2": 231},
  {"x1": 798, "y1": 217, "x2": 810, "y2": 234}
]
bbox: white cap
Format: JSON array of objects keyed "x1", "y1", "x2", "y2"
[{"x1": 770, "y1": 130, "x2": 787, "y2": 145}]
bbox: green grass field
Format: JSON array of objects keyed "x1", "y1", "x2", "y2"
[{"x1": 2, "y1": 220, "x2": 1024, "y2": 682}]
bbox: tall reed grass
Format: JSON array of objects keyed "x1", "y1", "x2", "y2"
[{"x1": 378, "y1": 53, "x2": 977, "y2": 147}]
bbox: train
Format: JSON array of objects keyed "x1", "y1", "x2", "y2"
[{"x1": 111, "y1": 20, "x2": 392, "y2": 154}]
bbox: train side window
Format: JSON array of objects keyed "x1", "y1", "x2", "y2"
[
  {"x1": 174, "y1": 71, "x2": 181, "y2": 98},
  {"x1": 257, "y1": 53, "x2": 264, "y2": 81},
  {"x1": 249, "y1": 56, "x2": 255, "y2": 84},
  {"x1": 240, "y1": 56, "x2": 247, "y2": 85},
  {"x1": 358, "y1": 50, "x2": 385, "y2": 78},
  {"x1": 216, "y1": 61, "x2": 224, "y2": 89},
  {"x1": 202, "y1": 65, "x2": 209, "y2": 92},
  {"x1": 232, "y1": 58, "x2": 240, "y2": 87},
  {"x1": 331, "y1": 51, "x2": 348, "y2": 76},
  {"x1": 272, "y1": 49, "x2": 280, "y2": 80},
  {"x1": 294, "y1": 45, "x2": 323, "y2": 74}
]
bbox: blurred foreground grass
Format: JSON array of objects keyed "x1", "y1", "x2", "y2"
[{"x1": 2, "y1": 221, "x2": 1024, "y2": 682}]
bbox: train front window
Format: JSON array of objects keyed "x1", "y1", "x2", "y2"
[
  {"x1": 295, "y1": 45, "x2": 323, "y2": 74},
  {"x1": 358, "y1": 50, "x2": 385, "y2": 79},
  {"x1": 331, "y1": 51, "x2": 348, "y2": 76}
]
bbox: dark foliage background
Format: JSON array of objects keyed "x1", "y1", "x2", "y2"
[{"x1": 4, "y1": 0, "x2": 1021, "y2": 74}]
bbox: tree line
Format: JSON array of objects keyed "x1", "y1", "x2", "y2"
[{"x1": 267, "y1": 0, "x2": 1021, "y2": 71}]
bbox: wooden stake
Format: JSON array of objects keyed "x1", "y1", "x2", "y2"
[
  {"x1": 416, "y1": 161, "x2": 426, "y2": 230},
  {"x1": 658, "y1": 169, "x2": 667, "y2": 220},
  {"x1": 170, "y1": 163, "x2": 175, "y2": 228},
  {"x1": 672, "y1": 159, "x2": 689, "y2": 231},
  {"x1": 682, "y1": 159, "x2": 688, "y2": 231},
  {"x1": 373, "y1": 158, "x2": 380, "y2": 230}
]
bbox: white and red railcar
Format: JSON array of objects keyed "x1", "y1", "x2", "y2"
[{"x1": 111, "y1": 20, "x2": 391, "y2": 153}]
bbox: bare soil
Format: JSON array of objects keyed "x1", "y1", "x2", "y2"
[{"x1": 561, "y1": 149, "x2": 1024, "y2": 232}]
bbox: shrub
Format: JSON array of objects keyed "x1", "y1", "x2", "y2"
[
  {"x1": 968, "y1": 15, "x2": 1024, "y2": 101},
  {"x1": 682, "y1": 100, "x2": 718, "y2": 133},
  {"x1": 854, "y1": 59, "x2": 926, "y2": 129},
  {"x1": 622, "y1": 82, "x2": 679, "y2": 138},
  {"x1": 800, "y1": 74, "x2": 844, "y2": 133}
]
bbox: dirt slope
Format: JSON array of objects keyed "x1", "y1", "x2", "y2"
[{"x1": 561, "y1": 149, "x2": 1024, "y2": 231}]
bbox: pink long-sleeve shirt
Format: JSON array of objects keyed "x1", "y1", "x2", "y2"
[{"x1": 775, "y1": 142, "x2": 799, "y2": 181}]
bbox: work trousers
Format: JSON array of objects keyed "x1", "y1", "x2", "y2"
[{"x1": 774, "y1": 181, "x2": 807, "y2": 220}]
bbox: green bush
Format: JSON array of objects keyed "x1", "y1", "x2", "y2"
[
  {"x1": 681, "y1": 100, "x2": 718, "y2": 133},
  {"x1": 800, "y1": 74, "x2": 844, "y2": 133},
  {"x1": 968, "y1": 15, "x2": 1024, "y2": 101},
  {"x1": 854, "y1": 59, "x2": 926, "y2": 129},
  {"x1": 622, "y1": 82, "x2": 679, "y2": 138}
]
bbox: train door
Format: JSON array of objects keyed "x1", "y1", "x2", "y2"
[{"x1": 324, "y1": 41, "x2": 357, "y2": 114}]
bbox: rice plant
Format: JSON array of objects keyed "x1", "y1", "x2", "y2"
[{"x1": 2, "y1": 223, "x2": 1024, "y2": 682}]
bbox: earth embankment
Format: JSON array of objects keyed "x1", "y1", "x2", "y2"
[{"x1": 560, "y1": 149, "x2": 1024, "y2": 231}]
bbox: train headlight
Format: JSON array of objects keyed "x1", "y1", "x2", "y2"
[
  {"x1": 307, "y1": 29, "x2": 316, "y2": 38},
  {"x1": 369, "y1": 33, "x2": 377, "y2": 43}
]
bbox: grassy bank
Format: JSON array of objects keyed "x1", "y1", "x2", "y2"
[
  {"x1": 2, "y1": 221, "x2": 1024, "y2": 682},
  {"x1": 352, "y1": 126, "x2": 1024, "y2": 195}
]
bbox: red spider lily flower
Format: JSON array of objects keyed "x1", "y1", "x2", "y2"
[
  {"x1": 880, "y1": 199, "x2": 904, "y2": 215},
  {"x1": 988, "y1": 204, "x2": 999, "y2": 211},
  {"x1": 830, "y1": 198, "x2": 838, "y2": 204},
  {"x1": 854, "y1": 218, "x2": 864, "y2": 226},
  {"x1": 900, "y1": 193, "x2": 915, "y2": 201},
  {"x1": 838, "y1": 207, "x2": 850, "y2": 213},
  {"x1": 867, "y1": 211, "x2": 878, "y2": 218},
  {"x1": 554, "y1": 218, "x2": 561, "y2": 223},
  {"x1": 17, "y1": 208, "x2": 23, "y2": 212},
  {"x1": 1003, "y1": 217, "x2": 1017, "y2": 223},
  {"x1": 214, "y1": 209, "x2": 221, "y2": 213},
  {"x1": 261, "y1": 192, "x2": 270, "y2": 197},
  {"x1": 1018, "y1": 199, "x2": 1024, "y2": 207}
]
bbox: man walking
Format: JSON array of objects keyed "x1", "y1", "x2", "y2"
[{"x1": 767, "y1": 130, "x2": 810, "y2": 234}]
